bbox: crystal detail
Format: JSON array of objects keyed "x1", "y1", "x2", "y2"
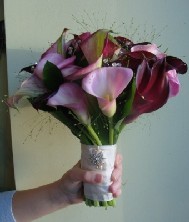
[
  {"x1": 111, "y1": 62, "x2": 121, "y2": 67},
  {"x1": 103, "y1": 58, "x2": 109, "y2": 63},
  {"x1": 89, "y1": 148, "x2": 105, "y2": 169},
  {"x1": 68, "y1": 47, "x2": 73, "y2": 55}
]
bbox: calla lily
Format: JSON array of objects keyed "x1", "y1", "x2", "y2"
[
  {"x1": 166, "y1": 56, "x2": 188, "y2": 74},
  {"x1": 80, "y1": 29, "x2": 110, "y2": 64},
  {"x1": 82, "y1": 67, "x2": 133, "y2": 117},
  {"x1": 131, "y1": 43, "x2": 166, "y2": 59},
  {"x1": 114, "y1": 36, "x2": 134, "y2": 49},
  {"x1": 34, "y1": 53, "x2": 76, "y2": 79},
  {"x1": 41, "y1": 28, "x2": 70, "y2": 57},
  {"x1": 7, "y1": 75, "x2": 47, "y2": 108},
  {"x1": 66, "y1": 55, "x2": 102, "y2": 80},
  {"x1": 47, "y1": 83, "x2": 90, "y2": 124},
  {"x1": 124, "y1": 59, "x2": 181, "y2": 124}
]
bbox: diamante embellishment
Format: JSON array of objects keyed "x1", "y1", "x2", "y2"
[{"x1": 89, "y1": 148, "x2": 105, "y2": 169}]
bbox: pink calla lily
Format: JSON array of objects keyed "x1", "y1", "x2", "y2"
[
  {"x1": 82, "y1": 67, "x2": 133, "y2": 117},
  {"x1": 66, "y1": 55, "x2": 102, "y2": 80},
  {"x1": 34, "y1": 53, "x2": 76, "y2": 79},
  {"x1": 47, "y1": 83, "x2": 90, "y2": 124}
]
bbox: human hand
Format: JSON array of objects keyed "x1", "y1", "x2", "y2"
[
  {"x1": 58, "y1": 153, "x2": 122, "y2": 205},
  {"x1": 11, "y1": 154, "x2": 122, "y2": 221}
]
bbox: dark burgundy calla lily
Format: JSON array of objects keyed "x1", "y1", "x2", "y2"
[
  {"x1": 109, "y1": 50, "x2": 157, "y2": 73},
  {"x1": 124, "y1": 59, "x2": 170, "y2": 124},
  {"x1": 166, "y1": 56, "x2": 188, "y2": 74},
  {"x1": 114, "y1": 36, "x2": 134, "y2": 50},
  {"x1": 103, "y1": 35, "x2": 119, "y2": 59}
]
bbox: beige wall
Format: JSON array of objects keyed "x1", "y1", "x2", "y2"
[{"x1": 4, "y1": 0, "x2": 189, "y2": 221}]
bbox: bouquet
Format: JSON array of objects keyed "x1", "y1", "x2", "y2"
[{"x1": 8, "y1": 28, "x2": 187, "y2": 207}]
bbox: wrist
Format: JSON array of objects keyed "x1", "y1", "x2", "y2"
[{"x1": 49, "y1": 179, "x2": 71, "y2": 208}]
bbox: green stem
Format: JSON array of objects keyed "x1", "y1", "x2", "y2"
[
  {"x1": 108, "y1": 118, "x2": 114, "y2": 145},
  {"x1": 85, "y1": 198, "x2": 116, "y2": 207},
  {"x1": 119, "y1": 121, "x2": 126, "y2": 133},
  {"x1": 86, "y1": 124, "x2": 102, "y2": 146}
]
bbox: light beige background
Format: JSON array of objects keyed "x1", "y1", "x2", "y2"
[{"x1": 4, "y1": 0, "x2": 189, "y2": 221}]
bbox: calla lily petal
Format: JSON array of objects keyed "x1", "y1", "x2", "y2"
[
  {"x1": 166, "y1": 56, "x2": 188, "y2": 74},
  {"x1": 136, "y1": 60, "x2": 151, "y2": 93},
  {"x1": 124, "y1": 87, "x2": 169, "y2": 124},
  {"x1": 47, "y1": 83, "x2": 90, "y2": 124},
  {"x1": 139, "y1": 59, "x2": 169, "y2": 101},
  {"x1": 131, "y1": 43, "x2": 166, "y2": 59},
  {"x1": 82, "y1": 67, "x2": 133, "y2": 117},
  {"x1": 61, "y1": 65, "x2": 81, "y2": 78},
  {"x1": 80, "y1": 29, "x2": 109, "y2": 64},
  {"x1": 41, "y1": 28, "x2": 70, "y2": 57},
  {"x1": 167, "y1": 69, "x2": 180, "y2": 97},
  {"x1": 66, "y1": 55, "x2": 102, "y2": 80},
  {"x1": 102, "y1": 35, "x2": 120, "y2": 59},
  {"x1": 34, "y1": 53, "x2": 64, "y2": 79},
  {"x1": 57, "y1": 56, "x2": 76, "y2": 69}
]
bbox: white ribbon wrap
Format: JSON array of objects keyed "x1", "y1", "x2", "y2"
[{"x1": 81, "y1": 144, "x2": 117, "y2": 201}]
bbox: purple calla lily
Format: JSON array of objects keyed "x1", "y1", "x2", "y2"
[{"x1": 82, "y1": 67, "x2": 133, "y2": 117}]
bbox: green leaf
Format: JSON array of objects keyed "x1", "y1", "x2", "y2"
[
  {"x1": 121, "y1": 79, "x2": 136, "y2": 118},
  {"x1": 113, "y1": 79, "x2": 136, "y2": 140},
  {"x1": 43, "y1": 61, "x2": 63, "y2": 91},
  {"x1": 56, "y1": 28, "x2": 68, "y2": 56},
  {"x1": 57, "y1": 35, "x2": 63, "y2": 55}
]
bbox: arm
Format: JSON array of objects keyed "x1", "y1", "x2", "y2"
[{"x1": 12, "y1": 153, "x2": 122, "y2": 222}]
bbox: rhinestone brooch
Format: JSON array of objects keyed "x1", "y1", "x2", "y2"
[{"x1": 89, "y1": 148, "x2": 105, "y2": 169}]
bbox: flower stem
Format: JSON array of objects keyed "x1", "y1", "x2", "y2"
[
  {"x1": 108, "y1": 118, "x2": 114, "y2": 145},
  {"x1": 86, "y1": 124, "x2": 102, "y2": 146},
  {"x1": 119, "y1": 121, "x2": 126, "y2": 133},
  {"x1": 85, "y1": 198, "x2": 116, "y2": 208}
]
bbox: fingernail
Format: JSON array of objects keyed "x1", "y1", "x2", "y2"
[
  {"x1": 94, "y1": 174, "x2": 102, "y2": 183},
  {"x1": 113, "y1": 175, "x2": 117, "y2": 181}
]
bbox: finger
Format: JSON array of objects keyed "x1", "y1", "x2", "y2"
[
  {"x1": 109, "y1": 177, "x2": 122, "y2": 196},
  {"x1": 111, "y1": 166, "x2": 122, "y2": 182},
  {"x1": 112, "y1": 189, "x2": 122, "y2": 198},
  {"x1": 114, "y1": 153, "x2": 123, "y2": 168},
  {"x1": 67, "y1": 167, "x2": 103, "y2": 184}
]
